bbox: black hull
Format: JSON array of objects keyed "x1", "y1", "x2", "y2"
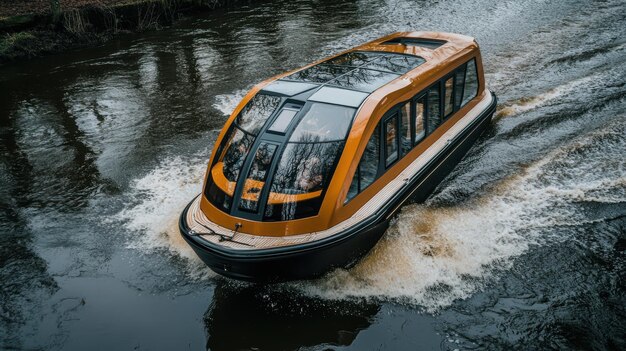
[{"x1": 179, "y1": 92, "x2": 497, "y2": 282}]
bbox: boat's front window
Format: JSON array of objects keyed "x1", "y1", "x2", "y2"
[
  {"x1": 222, "y1": 128, "x2": 254, "y2": 182},
  {"x1": 262, "y1": 103, "x2": 355, "y2": 221},
  {"x1": 238, "y1": 142, "x2": 278, "y2": 212},
  {"x1": 289, "y1": 103, "x2": 354, "y2": 142},
  {"x1": 205, "y1": 94, "x2": 280, "y2": 212},
  {"x1": 206, "y1": 97, "x2": 356, "y2": 221},
  {"x1": 236, "y1": 93, "x2": 281, "y2": 135},
  {"x1": 264, "y1": 142, "x2": 344, "y2": 221}
]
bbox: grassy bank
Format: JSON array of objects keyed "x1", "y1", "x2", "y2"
[{"x1": 0, "y1": 0, "x2": 237, "y2": 65}]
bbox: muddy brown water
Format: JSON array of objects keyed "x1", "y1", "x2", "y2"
[{"x1": 1, "y1": 0, "x2": 625, "y2": 350}]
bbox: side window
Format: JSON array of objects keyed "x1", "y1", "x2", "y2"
[
  {"x1": 347, "y1": 168, "x2": 359, "y2": 202},
  {"x1": 426, "y1": 82, "x2": 441, "y2": 134},
  {"x1": 345, "y1": 124, "x2": 381, "y2": 203},
  {"x1": 454, "y1": 65, "x2": 465, "y2": 110},
  {"x1": 361, "y1": 125, "x2": 380, "y2": 189},
  {"x1": 462, "y1": 58, "x2": 478, "y2": 106},
  {"x1": 400, "y1": 102, "x2": 411, "y2": 156},
  {"x1": 384, "y1": 116, "x2": 399, "y2": 167},
  {"x1": 414, "y1": 98, "x2": 425, "y2": 143},
  {"x1": 443, "y1": 76, "x2": 454, "y2": 118}
]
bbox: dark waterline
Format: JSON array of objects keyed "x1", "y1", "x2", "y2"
[{"x1": 1, "y1": 0, "x2": 625, "y2": 350}]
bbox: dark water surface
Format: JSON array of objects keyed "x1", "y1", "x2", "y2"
[{"x1": 1, "y1": 0, "x2": 625, "y2": 349}]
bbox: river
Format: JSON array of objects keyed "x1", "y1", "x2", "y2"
[{"x1": 1, "y1": 0, "x2": 625, "y2": 349}]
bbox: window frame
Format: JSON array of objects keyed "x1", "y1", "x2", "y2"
[
  {"x1": 461, "y1": 58, "x2": 479, "y2": 106},
  {"x1": 442, "y1": 74, "x2": 456, "y2": 119},
  {"x1": 412, "y1": 94, "x2": 426, "y2": 146},
  {"x1": 342, "y1": 56, "x2": 480, "y2": 204},
  {"x1": 383, "y1": 112, "x2": 400, "y2": 168}
]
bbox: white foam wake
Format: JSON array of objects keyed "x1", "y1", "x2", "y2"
[
  {"x1": 297, "y1": 118, "x2": 625, "y2": 311},
  {"x1": 116, "y1": 153, "x2": 214, "y2": 279},
  {"x1": 496, "y1": 75, "x2": 596, "y2": 118}
]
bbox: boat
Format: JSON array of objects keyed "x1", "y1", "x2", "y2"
[{"x1": 179, "y1": 31, "x2": 497, "y2": 282}]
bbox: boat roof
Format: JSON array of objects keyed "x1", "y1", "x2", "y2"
[{"x1": 259, "y1": 31, "x2": 477, "y2": 108}]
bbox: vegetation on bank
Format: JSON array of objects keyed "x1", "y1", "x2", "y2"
[{"x1": 0, "y1": 0, "x2": 235, "y2": 64}]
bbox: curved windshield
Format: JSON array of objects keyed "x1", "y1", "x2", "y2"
[
  {"x1": 264, "y1": 142, "x2": 344, "y2": 221},
  {"x1": 206, "y1": 99, "x2": 356, "y2": 221},
  {"x1": 205, "y1": 93, "x2": 281, "y2": 211},
  {"x1": 289, "y1": 103, "x2": 355, "y2": 142},
  {"x1": 263, "y1": 104, "x2": 355, "y2": 221},
  {"x1": 236, "y1": 94, "x2": 281, "y2": 135},
  {"x1": 222, "y1": 128, "x2": 254, "y2": 182},
  {"x1": 270, "y1": 142, "x2": 342, "y2": 195}
]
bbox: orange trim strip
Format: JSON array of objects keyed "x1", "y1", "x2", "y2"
[{"x1": 211, "y1": 162, "x2": 322, "y2": 204}]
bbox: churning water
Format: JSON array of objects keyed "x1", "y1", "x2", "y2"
[{"x1": 1, "y1": 0, "x2": 624, "y2": 349}]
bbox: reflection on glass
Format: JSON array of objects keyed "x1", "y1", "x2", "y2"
[
  {"x1": 268, "y1": 108, "x2": 299, "y2": 134},
  {"x1": 346, "y1": 165, "x2": 359, "y2": 203},
  {"x1": 360, "y1": 124, "x2": 380, "y2": 190},
  {"x1": 385, "y1": 117, "x2": 398, "y2": 166},
  {"x1": 346, "y1": 124, "x2": 380, "y2": 204},
  {"x1": 271, "y1": 142, "x2": 340, "y2": 194},
  {"x1": 205, "y1": 283, "x2": 379, "y2": 351},
  {"x1": 454, "y1": 65, "x2": 466, "y2": 109},
  {"x1": 266, "y1": 141, "x2": 342, "y2": 220},
  {"x1": 415, "y1": 100, "x2": 425, "y2": 143},
  {"x1": 325, "y1": 51, "x2": 380, "y2": 67},
  {"x1": 206, "y1": 179, "x2": 232, "y2": 212},
  {"x1": 329, "y1": 68, "x2": 399, "y2": 92},
  {"x1": 364, "y1": 54, "x2": 425, "y2": 74},
  {"x1": 400, "y1": 102, "x2": 411, "y2": 155},
  {"x1": 426, "y1": 83, "x2": 441, "y2": 134},
  {"x1": 221, "y1": 128, "x2": 254, "y2": 182},
  {"x1": 284, "y1": 64, "x2": 353, "y2": 83},
  {"x1": 462, "y1": 59, "x2": 478, "y2": 106},
  {"x1": 444, "y1": 77, "x2": 454, "y2": 117},
  {"x1": 289, "y1": 103, "x2": 355, "y2": 142},
  {"x1": 207, "y1": 126, "x2": 255, "y2": 212},
  {"x1": 236, "y1": 94, "x2": 281, "y2": 135},
  {"x1": 239, "y1": 143, "x2": 277, "y2": 212}
]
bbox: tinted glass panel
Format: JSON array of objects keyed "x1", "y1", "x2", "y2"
[
  {"x1": 344, "y1": 124, "x2": 380, "y2": 204},
  {"x1": 307, "y1": 86, "x2": 368, "y2": 108},
  {"x1": 329, "y1": 68, "x2": 400, "y2": 92},
  {"x1": 454, "y1": 66, "x2": 466, "y2": 109},
  {"x1": 262, "y1": 81, "x2": 318, "y2": 96},
  {"x1": 400, "y1": 102, "x2": 411, "y2": 155},
  {"x1": 264, "y1": 197, "x2": 322, "y2": 222},
  {"x1": 364, "y1": 54, "x2": 425, "y2": 74},
  {"x1": 271, "y1": 142, "x2": 342, "y2": 195},
  {"x1": 267, "y1": 142, "x2": 343, "y2": 220},
  {"x1": 361, "y1": 124, "x2": 380, "y2": 189},
  {"x1": 206, "y1": 179, "x2": 232, "y2": 212},
  {"x1": 385, "y1": 117, "x2": 398, "y2": 166},
  {"x1": 415, "y1": 99, "x2": 425, "y2": 143},
  {"x1": 236, "y1": 94, "x2": 281, "y2": 135},
  {"x1": 325, "y1": 52, "x2": 380, "y2": 67},
  {"x1": 289, "y1": 103, "x2": 355, "y2": 142},
  {"x1": 426, "y1": 83, "x2": 441, "y2": 134},
  {"x1": 239, "y1": 143, "x2": 277, "y2": 212},
  {"x1": 381, "y1": 38, "x2": 446, "y2": 49},
  {"x1": 222, "y1": 128, "x2": 254, "y2": 182},
  {"x1": 284, "y1": 64, "x2": 353, "y2": 83},
  {"x1": 268, "y1": 108, "x2": 299, "y2": 134},
  {"x1": 444, "y1": 77, "x2": 454, "y2": 117},
  {"x1": 206, "y1": 126, "x2": 252, "y2": 212},
  {"x1": 462, "y1": 59, "x2": 478, "y2": 106},
  {"x1": 346, "y1": 165, "x2": 359, "y2": 203}
]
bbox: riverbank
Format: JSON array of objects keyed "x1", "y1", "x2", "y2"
[{"x1": 0, "y1": 0, "x2": 238, "y2": 65}]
